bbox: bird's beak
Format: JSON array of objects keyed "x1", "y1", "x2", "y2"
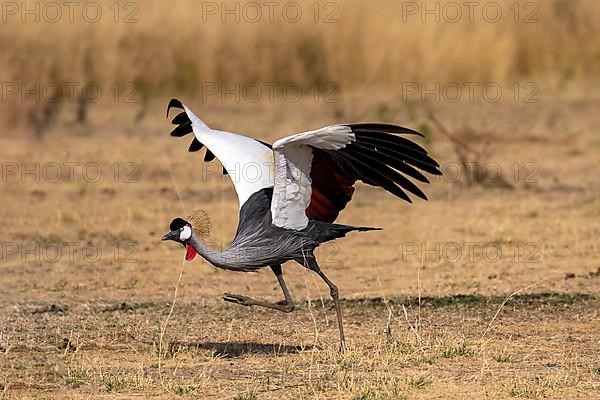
[
  {"x1": 162, "y1": 229, "x2": 194, "y2": 255},
  {"x1": 161, "y1": 230, "x2": 180, "y2": 242}
]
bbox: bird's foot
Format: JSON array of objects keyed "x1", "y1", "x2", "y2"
[
  {"x1": 222, "y1": 293, "x2": 295, "y2": 312},
  {"x1": 222, "y1": 293, "x2": 255, "y2": 307},
  {"x1": 275, "y1": 300, "x2": 295, "y2": 312}
]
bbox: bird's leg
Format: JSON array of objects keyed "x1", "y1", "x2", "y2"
[
  {"x1": 222, "y1": 265, "x2": 295, "y2": 313},
  {"x1": 271, "y1": 264, "x2": 295, "y2": 311},
  {"x1": 309, "y1": 261, "x2": 346, "y2": 351}
]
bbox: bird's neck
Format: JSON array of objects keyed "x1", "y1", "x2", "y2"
[{"x1": 188, "y1": 233, "x2": 229, "y2": 268}]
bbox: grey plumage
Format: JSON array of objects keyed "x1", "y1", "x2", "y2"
[{"x1": 188, "y1": 188, "x2": 379, "y2": 272}]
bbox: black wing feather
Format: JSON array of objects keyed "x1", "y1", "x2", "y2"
[
  {"x1": 166, "y1": 98, "x2": 184, "y2": 117},
  {"x1": 204, "y1": 149, "x2": 216, "y2": 162},
  {"x1": 170, "y1": 121, "x2": 193, "y2": 137},
  {"x1": 354, "y1": 138, "x2": 441, "y2": 175},
  {"x1": 333, "y1": 150, "x2": 412, "y2": 203},
  {"x1": 351, "y1": 123, "x2": 424, "y2": 137},
  {"x1": 188, "y1": 138, "x2": 204, "y2": 152},
  {"x1": 357, "y1": 132, "x2": 430, "y2": 156},
  {"x1": 172, "y1": 111, "x2": 189, "y2": 125},
  {"x1": 349, "y1": 142, "x2": 430, "y2": 184},
  {"x1": 343, "y1": 147, "x2": 428, "y2": 200}
]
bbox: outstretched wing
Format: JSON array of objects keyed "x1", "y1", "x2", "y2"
[
  {"x1": 270, "y1": 124, "x2": 442, "y2": 230},
  {"x1": 167, "y1": 99, "x2": 274, "y2": 208}
]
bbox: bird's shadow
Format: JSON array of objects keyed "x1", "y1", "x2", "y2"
[{"x1": 169, "y1": 341, "x2": 318, "y2": 358}]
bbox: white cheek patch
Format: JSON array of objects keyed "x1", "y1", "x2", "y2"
[{"x1": 179, "y1": 225, "x2": 192, "y2": 241}]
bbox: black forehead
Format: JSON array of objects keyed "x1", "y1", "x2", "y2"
[{"x1": 169, "y1": 218, "x2": 189, "y2": 230}]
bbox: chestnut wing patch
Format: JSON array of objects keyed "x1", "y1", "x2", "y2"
[{"x1": 306, "y1": 149, "x2": 356, "y2": 223}]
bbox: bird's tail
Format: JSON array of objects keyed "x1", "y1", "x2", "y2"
[
  {"x1": 324, "y1": 223, "x2": 382, "y2": 241},
  {"x1": 352, "y1": 226, "x2": 383, "y2": 232}
]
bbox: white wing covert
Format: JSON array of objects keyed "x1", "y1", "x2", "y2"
[
  {"x1": 167, "y1": 99, "x2": 274, "y2": 208},
  {"x1": 270, "y1": 125, "x2": 355, "y2": 230}
]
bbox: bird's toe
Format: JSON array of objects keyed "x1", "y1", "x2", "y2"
[{"x1": 222, "y1": 293, "x2": 252, "y2": 307}]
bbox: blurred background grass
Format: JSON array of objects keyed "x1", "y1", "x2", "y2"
[{"x1": 1, "y1": 0, "x2": 599, "y2": 131}]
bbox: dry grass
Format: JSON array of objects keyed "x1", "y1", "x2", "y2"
[
  {"x1": 1, "y1": 87, "x2": 599, "y2": 398},
  {"x1": 4, "y1": 0, "x2": 599, "y2": 84},
  {"x1": 1, "y1": 295, "x2": 598, "y2": 399},
  {"x1": 2, "y1": 0, "x2": 600, "y2": 129}
]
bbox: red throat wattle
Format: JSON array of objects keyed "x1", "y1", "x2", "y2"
[{"x1": 185, "y1": 245, "x2": 197, "y2": 261}]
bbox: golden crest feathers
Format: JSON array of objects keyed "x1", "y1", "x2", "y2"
[{"x1": 187, "y1": 209, "x2": 211, "y2": 238}]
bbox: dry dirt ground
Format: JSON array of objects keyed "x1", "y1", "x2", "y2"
[{"x1": 1, "y1": 89, "x2": 599, "y2": 399}]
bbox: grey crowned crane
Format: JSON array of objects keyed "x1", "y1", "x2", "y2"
[{"x1": 161, "y1": 99, "x2": 441, "y2": 348}]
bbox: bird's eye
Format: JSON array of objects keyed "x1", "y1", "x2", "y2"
[{"x1": 179, "y1": 227, "x2": 184, "y2": 231}]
